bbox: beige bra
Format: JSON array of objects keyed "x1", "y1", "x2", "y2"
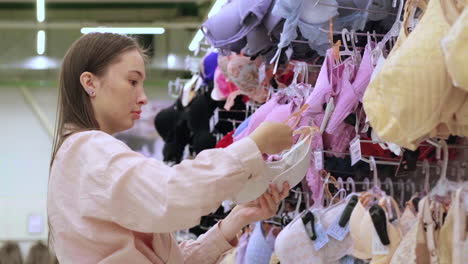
[{"x1": 349, "y1": 194, "x2": 402, "y2": 263}]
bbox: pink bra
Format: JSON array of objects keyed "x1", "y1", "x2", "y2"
[
  {"x1": 234, "y1": 93, "x2": 302, "y2": 141},
  {"x1": 326, "y1": 42, "x2": 376, "y2": 134}
]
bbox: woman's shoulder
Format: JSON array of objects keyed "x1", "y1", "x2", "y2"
[{"x1": 59, "y1": 130, "x2": 131, "y2": 157}]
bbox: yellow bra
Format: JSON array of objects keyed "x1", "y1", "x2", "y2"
[
  {"x1": 441, "y1": 0, "x2": 468, "y2": 91},
  {"x1": 363, "y1": 0, "x2": 468, "y2": 150}
]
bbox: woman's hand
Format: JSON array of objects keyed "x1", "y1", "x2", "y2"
[
  {"x1": 249, "y1": 122, "x2": 293, "y2": 155},
  {"x1": 235, "y1": 182, "x2": 290, "y2": 224},
  {"x1": 219, "y1": 182, "x2": 290, "y2": 244}
]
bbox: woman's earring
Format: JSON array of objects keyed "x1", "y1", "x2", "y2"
[{"x1": 86, "y1": 90, "x2": 95, "y2": 96}]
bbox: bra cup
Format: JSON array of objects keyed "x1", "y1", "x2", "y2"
[
  {"x1": 370, "y1": 220, "x2": 403, "y2": 264},
  {"x1": 320, "y1": 202, "x2": 354, "y2": 261},
  {"x1": 231, "y1": 177, "x2": 270, "y2": 204},
  {"x1": 272, "y1": 137, "x2": 312, "y2": 191},
  {"x1": 232, "y1": 131, "x2": 312, "y2": 203},
  {"x1": 399, "y1": 207, "x2": 417, "y2": 235},
  {"x1": 349, "y1": 197, "x2": 403, "y2": 262},
  {"x1": 350, "y1": 200, "x2": 372, "y2": 259},
  {"x1": 275, "y1": 214, "x2": 325, "y2": 264}
]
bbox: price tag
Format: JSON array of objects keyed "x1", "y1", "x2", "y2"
[
  {"x1": 350, "y1": 136, "x2": 362, "y2": 166},
  {"x1": 210, "y1": 108, "x2": 219, "y2": 132},
  {"x1": 313, "y1": 221, "x2": 330, "y2": 251},
  {"x1": 372, "y1": 226, "x2": 390, "y2": 255},
  {"x1": 259, "y1": 63, "x2": 266, "y2": 85},
  {"x1": 314, "y1": 151, "x2": 324, "y2": 170},
  {"x1": 327, "y1": 216, "x2": 350, "y2": 241}
]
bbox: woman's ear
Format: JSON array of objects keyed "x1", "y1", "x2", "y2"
[{"x1": 80, "y1": 71, "x2": 98, "y2": 97}]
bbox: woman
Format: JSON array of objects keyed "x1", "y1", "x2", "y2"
[{"x1": 48, "y1": 33, "x2": 294, "y2": 263}]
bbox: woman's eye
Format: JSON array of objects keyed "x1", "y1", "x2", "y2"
[{"x1": 130, "y1": 80, "x2": 138, "y2": 86}]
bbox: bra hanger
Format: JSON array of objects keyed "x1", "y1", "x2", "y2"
[
  {"x1": 429, "y1": 140, "x2": 468, "y2": 209},
  {"x1": 349, "y1": 29, "x2": 362, "y2": 65},
  {"x1": 383, "y1": 177, "x2": 394, "y2": 198},
  {"x1": 363, "y1": 177, "x2": 370, "y2": 192},
  {"x1": 345, "y1": 177, "x2": 356, "y2": 193},
  {"x1": 405, "y1": 179, "x2": 416, "y2": 204},
  {"x1": 337, "y1": 177, "x2": 345, "y2": 199},
  {"x1": 319, "y1": 170, "x2": 341, "y2": 207},
  {"x1": 398, "y1": 178, "x2": 405, "y2": 208},
  {"x1": 457, "y1": 161, "x2": 467, "y2": 183},
  {"x1": 360, "y1": 156, "x2": 385, "y2": 205},
  {"x1": 372, "y1": 0, "x2": 404, "y2": 62},
  {"x1": 340, "y1": 29, "x2": 355, "y2": 62},
  {"x1": 422, "y1": 159, "x2": 431, "y2": 195}
]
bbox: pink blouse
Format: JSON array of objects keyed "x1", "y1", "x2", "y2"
[{"x1": 48, "y1": 130, "x2": 265, "y2": 263}]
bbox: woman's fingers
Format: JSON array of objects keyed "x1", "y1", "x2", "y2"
[
  {"x1": 280, "y1": 182, "x2": 290, "y2": 199},
  {"x1": 270, "y1": 184, "x2": 281, "y2": 203}
]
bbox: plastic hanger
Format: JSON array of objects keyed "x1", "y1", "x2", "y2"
[
  {"x1": 398, "y1": 178, "x2": 405, "y2": 208},
  {"x1": 370, "y1": 156, "x2": 382, "y2": 193},
  {"x1": 360, "y1": 157, "x2": 385, "y2": 205},
  {"x1": 422, "y1": 159, "x2": 431, "y2": 195},
  {"x1": 345, "y1": 177, "x2": 356, "y2": 193},
  {"x1": 349, "y1": 29, "x2": 362, "y2": 64},
  {"x1": 372, "y1": 0, "x2": 404, "y2": 62},
  {"x1": 337, "y1": 177, "x2": 347, "y2": 200},
  {"x1": 340, "y1": 29, "x2": 356, "y2": 63},
  {"x1": 458, "y1": 161, "x2": 467, "y2": 183},
  {"x1": 405, "y1": 179, "x2": 416, "y2": 201},
  {"x1": 384, "y1": 177, "x2": 394, "y2": 197},
  {"x1": 429, "y1": 140, "x2": 467, "y2": 201},
  {"x1": 363, "y1": 177, "x2": 370, "y2": 192}
]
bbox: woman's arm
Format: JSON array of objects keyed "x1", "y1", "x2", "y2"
[
  {"x1": 179, "y1": 183, "x2": 289, "y2": 264},
  {"x1": 74, "y1": 131, "x2": 265, "y2": 233}
]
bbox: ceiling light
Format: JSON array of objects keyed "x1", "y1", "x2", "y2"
[
  {"x1": 37, "y1": 30, "x2": 45, "y2": 55},
  {"x1": 37, "y1": 0, "x2": 45, "y2": 22}
]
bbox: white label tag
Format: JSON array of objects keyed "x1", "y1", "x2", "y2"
[
  {"x1": 210, "y1": 108, "x2": 219, "y2": 132},
  {"x1": 313, "y1": 221, "x2": 330, "y2": 251},
  {"x1": 314, "y1": 151, "x2": 324, "y2": 170},
  {"x1": 327, "y1": 215, "x2": 350, "y2": 241},
  {"x1": 286, "y1": 47, "x2": 294, "y2": 60},
  {"x1": 350, "y1": 136, "x2": 362, "y2": 165},
  {"x1": 361, "y1": 122, "x2": 370, "y2": 133},
  {"x1": 372, "y1": 226, "x2": 390, "y2": 255},
  {"x1": 259, "y1": 63, "x2": 266, "y2": 85}
]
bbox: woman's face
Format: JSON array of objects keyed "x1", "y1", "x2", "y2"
[{"x1": 87, "y1": 49, "x2": 148, "y2": 134}]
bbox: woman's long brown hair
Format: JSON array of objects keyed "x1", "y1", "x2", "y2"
[{"x1": 49, "y1": 33, "x2": 145, "y2": 249}]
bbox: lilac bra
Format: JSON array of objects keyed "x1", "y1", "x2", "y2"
[
  {"x1": 302, "y1": 48, "x2": 348, "y2": 118},
  {"x1": 234, "y1": 93, "x2": 301, "y2": 141},
  {"x1": 243, "y1": 0, "x2": 284, "y2": 57},
  {"x1": 325, "y1": 42, "x2": 376, "y2": 134},
  {"x1": 202, "y1": 0, "x2": 273, "y2": 51}
]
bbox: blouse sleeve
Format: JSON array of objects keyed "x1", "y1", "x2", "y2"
[
  {"x1": 178, "y1": 222, "x2": 238, "y2": 264},
  {"x1": 72, "y1": 131, "x2": 265, "y2": 233}
]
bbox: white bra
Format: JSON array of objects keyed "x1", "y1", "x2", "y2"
[
  {"x1": 231, "y1": 126, "x2": 315, "y2": 204},
  {"x1": 275, "y1": 194, "x2": 355, "y2": 264}
]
